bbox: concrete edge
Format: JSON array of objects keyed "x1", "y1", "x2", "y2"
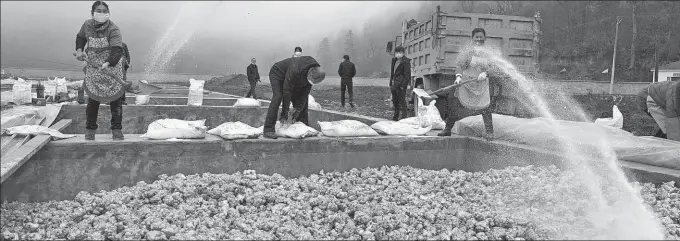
[{"x1": 0, "y1": 119, "x2": 72, "y2": 184}]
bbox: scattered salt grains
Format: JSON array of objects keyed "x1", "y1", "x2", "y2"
[{"x1": 0, "y1": 166, "x2": 678, "y2": 240}]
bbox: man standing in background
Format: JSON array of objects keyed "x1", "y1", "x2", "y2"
[
  {"x1": 338, "y1": 54, "x2": 356, "y2": 108},
  {"x1": 245, "y1": 58, "x2": 260, "y2": 99},
  {"x1": 389, "y1": 46, "x2": 411, "y2": 121}
]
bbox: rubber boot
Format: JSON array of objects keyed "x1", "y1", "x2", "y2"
[
  {"x1": 263, "y1": 132, "x2": 278, "y2": 139},
  {"x1": 85, "y1": 129, "x2": 96, "y2": 140},
  {"x1": 392, "y1": 112, "x2": 399, "y2": 121},
  {"x1": 350, "y1": 102, "x2": 355, "y2": 108},
  {"x1": 437, "y1": 129, "x2": 452, "y2": 136},
  {"x1": 112, "y1": 129, "x2": 124, "y2": 140}
]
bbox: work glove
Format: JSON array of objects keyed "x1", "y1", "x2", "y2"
[
  {"x1": 100, "y1": 62, "x2": 110, "y2": 69},
  {"x1": 75, "y1": 50, "x2": 88, "y2": 61},
  {"x1": 454, "y1": 74, "x2": 462, "y2": 85}
]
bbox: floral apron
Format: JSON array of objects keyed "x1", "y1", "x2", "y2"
[{"x1": 84, "y1": 36, "x2": 126, "y2": 103}]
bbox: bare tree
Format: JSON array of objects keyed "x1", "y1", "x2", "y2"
[{"x1": 461, "y1": 0, "x2": 475, "y2": 13}]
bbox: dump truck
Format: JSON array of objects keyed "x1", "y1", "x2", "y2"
[{"x1": 386, "y1": 6, "x2": 542, "y2": 117}]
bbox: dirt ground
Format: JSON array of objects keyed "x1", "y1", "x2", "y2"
[{"x1": 168, "y1": 76, "x2": 658, "y2": 136}]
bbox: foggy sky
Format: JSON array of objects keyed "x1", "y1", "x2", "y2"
[{"x1": 0, "y1": 1, "x2": 422, "y2": 72}]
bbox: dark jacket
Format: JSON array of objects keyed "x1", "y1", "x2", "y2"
[
  {"x1": 122, "y1": 43, "x2": 130, "y2": 71},
  {"x1": 269, "y1": 58, "x2": 295, "y2": 81},
  {"x1": 247, "y1": 64, "x2": 260, "y2": 82},
  {"x1": 638, "y1": 81, "x2": 679, "y2": 118},
  {"x1": 338, "y1": 60, "x2": 356, "y2": 79},
  {"x1": 282, "y1": 56, "x2": 321, "y2": 117},
  {"x1": 390, "y1": 56, "x2": 411, "y2": 87}
]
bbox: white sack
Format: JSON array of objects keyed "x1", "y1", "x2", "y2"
[
  {"x1": 318, "y1": 120, "x2": 379, "y2": 137},
  {"x1": 260, "y1": 121, "x2": 319, "y2": 139},
  {"x1": 371, "y1": 121, "x2": 432, "y2": 136},
  {"x1": 12, "y1": 78, "x2": 32, "y2": 105},
  {"x1": 187, "y1": 79, "x2": 205, "y2": 106},
  {"x1": 208, "y1": 121, "x2": 262, "y2": 140},
  {"x1": 233, "y1": 98, "x2": 261, "y2": 107},
  {"x1": 135, "y1": 95, "x2": 150, "y2": 105},
  {"x1": 594, "y1": 105, "x2": 624, "y2": 129},
  {"x1": 141, "y1": 119, "x2": 207, "y2": 140}
]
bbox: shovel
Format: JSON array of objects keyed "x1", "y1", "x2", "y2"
[
  {"x1": 74, "y1": 53, "x2": 164, "y2": 95},
  {"x1": 419, "y1": 78, "x2": 479, "y2": 101}
]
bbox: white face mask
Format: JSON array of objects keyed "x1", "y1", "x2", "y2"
[
  {"x1": 395, "y1": 53, "x2": 404, "y2": 58},
  {"x1": 93, "y1": 12, "x2": 110, "y2": 23},
  {"x1": 294, "y1": 52, "x2": 302, "y2": 57}
]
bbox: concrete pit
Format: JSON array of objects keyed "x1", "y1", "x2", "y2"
[{"x1": 1, "y1": 87, "x2": 679, "y2": 240}]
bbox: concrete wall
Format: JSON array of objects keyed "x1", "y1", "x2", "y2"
[
  {"x1": 0, "y1": 136, "x2": 548, "y2": 202},
  {"x1": 3, "y1": 134, "x2": 675, "y2": 203}
]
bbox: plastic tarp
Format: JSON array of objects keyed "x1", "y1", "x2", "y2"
[
  {"x1": 2, "y1": 125, "x2": 75, "y2": 140},
  {"x1": 318, "y1": 120, "x2": 379, "y2": 137},
  {"x1": 207, "y1": 121, "x2": 262, "y2": 140},
  {"x1": 141, "y1": 119, "x2": 207, "y2": 140},
  {"x1": 1, "y1": 104, "x2": 62, "y2": 129},
  {"x1": 453, "y1": 114, "x2": 680, "y2": 170},
  {"x1": 371, "y1": 120, "x2": 432, "y2": 136},
  {"x1": 233, "y1": 98, "x2": 261, "y2": 107}
]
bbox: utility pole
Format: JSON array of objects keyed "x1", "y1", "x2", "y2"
[{"x1": 609, "y1": 16, "x2": 622, "y2": 94}]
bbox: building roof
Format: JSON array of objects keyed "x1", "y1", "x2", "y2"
[{"x1": 650, "y1": 61, "x2": 680, "y2": 71}]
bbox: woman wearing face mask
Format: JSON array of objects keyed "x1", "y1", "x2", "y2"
[
  {"x1": 292, "y1": 46, "x2": 302, "y2": 57},
  {"x1": 74, "y1": 1, "x2": 127, "y2": 141},
  {"x1": 430, "y1": 27, "x2": 501, "y2": 140}
]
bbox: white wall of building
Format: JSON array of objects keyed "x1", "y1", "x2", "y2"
[{"x1": 651, "y1": 70, "x2": 680, "y2": 82}]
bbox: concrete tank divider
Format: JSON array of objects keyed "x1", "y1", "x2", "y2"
[{"x1": 2, "y1": 134, "x2": 575, "y2": 203}]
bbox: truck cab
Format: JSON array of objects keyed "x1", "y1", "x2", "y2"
[{"x1": 386, "y1": 6, "x2": 542, "y2": 118}]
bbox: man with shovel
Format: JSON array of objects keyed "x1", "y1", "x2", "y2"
[
  {"x1": 423, "y1": 28, "x2": 501, "y2": 140},
  {"x1": 637, "y1": 80, "x2": 680, "y2": 141}
]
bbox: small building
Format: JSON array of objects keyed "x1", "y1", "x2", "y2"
[{"x1": 650, "y1": 60, "x2": 680, "y2": 82}]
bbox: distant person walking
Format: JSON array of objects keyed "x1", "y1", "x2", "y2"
[
  {"x1": 245, "y1": 58, "x2": 260, "y2": 99},
  {"x1": 389, "y1": 46, "x2": 411, "y2": 121},
  {"x1": 74, "y1": 0, "x2": 127, "y2": 141},
  {"x1": 293, "y1": 46, "x2": 302, "y2": 58},
  {"x1": 338, "y1": 54, "x2": 356, "y2": 108},
  {"x1": 637, "y1": 80, "x2": 680, "y2": 141}
]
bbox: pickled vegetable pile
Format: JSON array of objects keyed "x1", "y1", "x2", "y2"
[{"x1": 2, "y1": 166, "x2": 678, "y2": 240}]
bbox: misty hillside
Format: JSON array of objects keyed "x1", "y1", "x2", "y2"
[{"x1": 1, "y1": 1, "x2": 679, "y2": 82}]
